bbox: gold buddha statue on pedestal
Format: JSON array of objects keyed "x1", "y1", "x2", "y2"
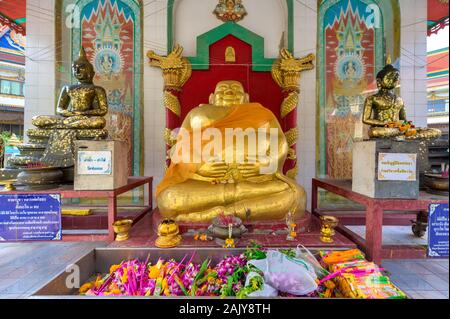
[
  {"x1": 363, "y1": 63, "x2": 441, "y2": 140},
  {"x1": 156, "y1": 80, "x2": 306, "y2": 223},
  {"x1": 28, "y1": 47, "x2": 109, "y2": 167}
]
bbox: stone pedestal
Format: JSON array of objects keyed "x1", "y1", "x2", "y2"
[
  {"x1": 74, "y1": 140, "x2": 128, "y2": 191},
  {"x1": 352, "y1": 140, "x2": 420, "y2": 199}
]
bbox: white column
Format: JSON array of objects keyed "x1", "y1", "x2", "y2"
[
  {"x1": 24, "y1": 0, "x2": 56, "y2": 141},
  {"x1": 399, "y1": 0, "x2": 428, "y2": 127},
  {"x1": 143, "y1": 0, "x2": 168, "y2": 202},
  {"x1": 294, "y1": 0, "x2": 317, "y2": 210}
]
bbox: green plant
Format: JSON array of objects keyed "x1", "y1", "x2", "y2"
[{"x1": 0, "y1": 131, "x2": 12, "y2": 144}]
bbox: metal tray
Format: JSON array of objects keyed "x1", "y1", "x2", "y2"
[{"x1": 31, "y1": 247, "x2": 351, "y2": 299}]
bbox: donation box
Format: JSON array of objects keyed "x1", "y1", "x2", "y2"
[
  {"x1": 352, "y1": 140, "x2": 419, "y2": 199},
  {"x1": 74, "y1": 140, "x2": 128, "y2": 191}
]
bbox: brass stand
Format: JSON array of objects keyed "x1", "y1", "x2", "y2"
[
  {"x1": 320, "y1": 216, "x2": 339, "y2": 243},
  {"x1": 155, "y1": 219, "x2": 182, "y2": 248},
  {"x1": 0, "y1": 180, "x2": 16, "y2": 192},
  {"x1": 112, "y1": 219, "x2": 133, "y2": 241}
]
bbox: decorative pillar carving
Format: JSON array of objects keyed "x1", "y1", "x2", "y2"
[
  {"x1": 272, "y1": 48, "x2": 315, "y2": 179},
  {"x1": 147, "y1": 44, "x2": 192, "y2": 168}
]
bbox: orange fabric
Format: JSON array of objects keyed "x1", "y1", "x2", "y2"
[{"x1": 156, "y1": 103, "x2": 276, "y2": 196}]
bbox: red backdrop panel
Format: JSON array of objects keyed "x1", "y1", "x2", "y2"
[{"x1": 179, "y1": 35, "x2": 283, "y2": 121}]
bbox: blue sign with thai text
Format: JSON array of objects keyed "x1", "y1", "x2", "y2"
[
  {"x1": 0, "y1": 194, "x2": 62, "y2": 241},
  {"x1": 428, "y1": 204, "x2": 449, "y2": 258}
]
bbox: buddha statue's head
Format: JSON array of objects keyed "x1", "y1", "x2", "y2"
[
  {"x1": 376, "y1": 64, "x2": 400, "y2": 90},
  {"x1": 73, "y1": 47, "x2": 95, "y2": 83},
  {"x1": 209, "y1": 80, "x2": 250, "y2": 107}
]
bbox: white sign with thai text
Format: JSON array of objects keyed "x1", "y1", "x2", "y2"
[
  {"x1": 378, "y1": 153, "x2": 417, "y2": 181},
  {"x1": 78, "y1": 151, "x2": 112, "y2": 175}
]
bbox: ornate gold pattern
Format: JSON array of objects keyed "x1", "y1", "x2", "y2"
[
  {"x1": 213, "y1": 0, "x2": 247, "y2": 23},
  {"x1": 148, "y1": 45, "x2": 192, "y2": 160},
  {"x1": 280, "y1": 91, "x2": 299, "y2": 119},
  {"x1": 272, "y1": 49, "x2": 315, "y2": 92},
  {"x1": 272, "y1": 49, "x2": 315, "y2": 180},
  {"x1": 164, "y1": 91, "x2": 181, "y2": 117},
  {"x1": 147, "y1": 44, "x2": 192, "y2": 91},
  {"x1": 285, "y1": 127, "x2": 299, "y2": 147}
]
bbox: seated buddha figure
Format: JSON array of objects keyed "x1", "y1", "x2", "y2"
[
  {"x1": 363, "y1": 63, "x2": 441, "y2": 140},
  {"x1": 157, "y1": 80, "x2": 306, "y2": 223},
  {"x1": 29, "y1": 47, "x2": 109, "y2": 168},
  {"x1": 31, "y1": 47, "x2": 108, "y2": 135}
]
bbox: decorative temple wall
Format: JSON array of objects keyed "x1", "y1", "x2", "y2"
[{"x1": 23, "y1": 0, "x2": 429, "y2": 208}]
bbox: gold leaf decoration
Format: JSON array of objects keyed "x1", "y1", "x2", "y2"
[
  {"x1": 285, "y1": 127, "x2": 299, "y2": 147},
  {"x1": 148, "y1": 44, "x2": 192, "y2": 91},
  {"x1": 281, "y1": 91, "x2": 299, "y2": 118},
  {"x1": 164, "y1": 91, "x2": 181, "y2": 117}
]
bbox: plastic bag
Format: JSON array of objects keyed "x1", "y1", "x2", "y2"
[
  {"x1": 295, "y1": 244, "x2": 329, "y2": 278},
  {"x1": 245, "y1": 272, "x2": 278, "y2": 298},
  {"x1": 248, "y1": 250, "x2": 318, "y2": 296}
]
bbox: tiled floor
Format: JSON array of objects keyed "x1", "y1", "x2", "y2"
[
  {"x1": 0, "y1": 242, "x2": 448, "y2": 299},
  {"x1": 382, "y1": 259, "x2": 449, "y2": 299},
  {"x1": 347, "y1": 226, "x2": 428, "y2": 245}
]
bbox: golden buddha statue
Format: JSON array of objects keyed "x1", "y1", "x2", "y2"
[
  {"x1": 363, "y1": 63, "x2": 441, "y2": 140},
  {"x1": 157, "y1": 80, "x2": 306, "y2": 223},
  {"x1": 28, "y1": 47, "x2": 109, "y2": 167}
]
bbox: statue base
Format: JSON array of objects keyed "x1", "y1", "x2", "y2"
[
  {"x1": 151, "y1": 208, "x2": 312, "y2": 235},
  {"x1": 17, "y1": 167, "x2": 64, "y2": 190},
  {"x1": 352, "y1": 139, "x2": 420, "y2": 199},
  {"x1": 27, "y1": 128, "x2": 108, "y2": 141},
  {"x1": 74, "y1": 140, "x2": 128, "y2": 191}
]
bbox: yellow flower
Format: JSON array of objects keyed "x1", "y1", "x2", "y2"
[
  {"x1": 149, "y1": 267, "x2": 160, "y2": 279},
  {"x1": 224, "y1": 238, "x2": 235, "y2": 248},
  {"x1": 109, "y1": 264, "x2": 121, "y2": 274},
  {"x1": 94, "y1": 276, "x2": 104, "y2": 288},
  {"x1": 111, "y1": 288, "x2": 121, "y2": 295},
  {"x1": 121, "y1": 268, "x2": 129, "y2": 283},
  {"x1": 162, "y1": 278, "x2": 169, "y2": 294},
  {"x1": 79, "y1": 282, "x2": 94, "y2": 294},
  {"x1": 149, "y1": 260, "x2": 164, "y2": 279}
]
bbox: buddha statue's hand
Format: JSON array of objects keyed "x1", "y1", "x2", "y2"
[
  {"x1": 58, "y1": 109, "x2": 76, "y2": 117},
  {"x1": 237, "y1": 162, "x2": 263, "y2": 178},
  {"x1": 63, "y1": 115, "x2": 88, "y2": 125},
  {"x1": 238, "y1": 156, "x2": 272, "y2": 178},
  {"x1": 197, "y1": 161, "x2": 229, "y2": 178}
]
